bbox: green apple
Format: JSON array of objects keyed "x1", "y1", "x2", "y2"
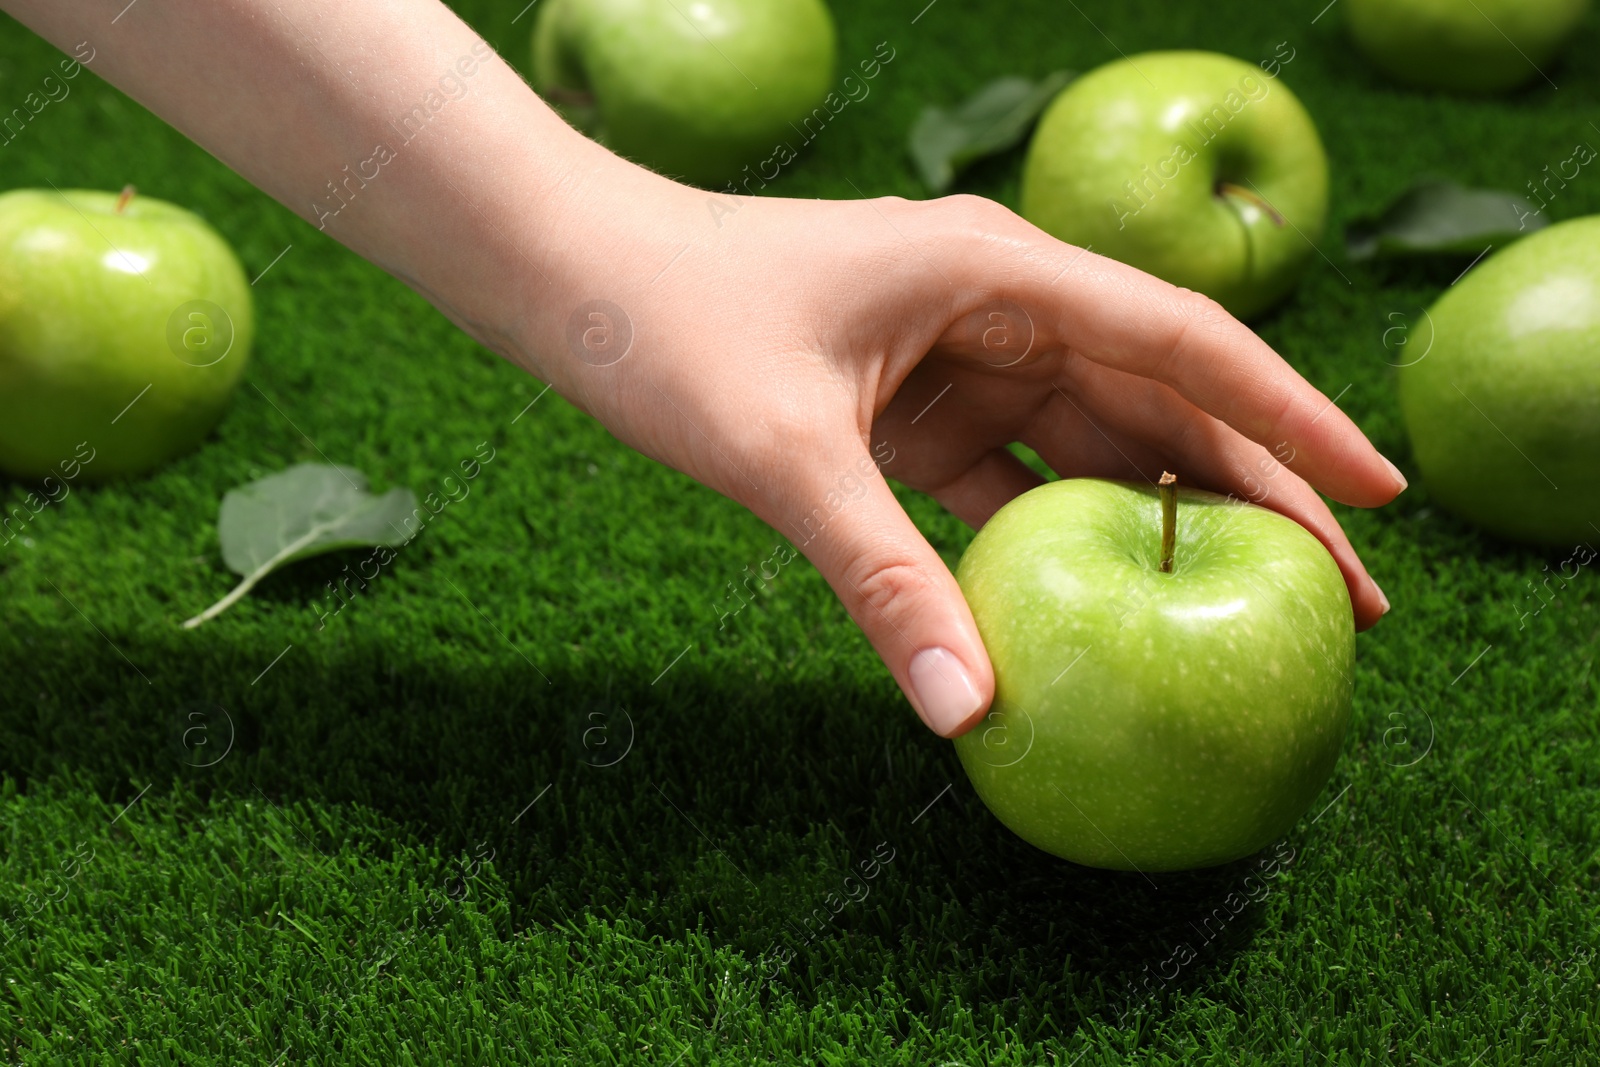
[
  {"x1": 533, "y1": 0, "x2": 837, "y2": 187},
  {"x1": 1346, "y1": 0, "x2": 1590, "y2": 94},
  {"x1": 1020, "y1": 51, "x2": 1329, "y2": 322},
  {"x1": 954, "y1": 477, "x2": 1354, "y2": 872},
  {"x1": 0, "y1": 188, "x2": 252, "y2": 482},
  {"x1": 1397, "y1": 216, "x2": 1600, "y2": 546}
]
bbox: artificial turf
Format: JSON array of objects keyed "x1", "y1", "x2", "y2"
[{"x1": 2, "y1": 0, "x2": 1598, "y2": 1062}]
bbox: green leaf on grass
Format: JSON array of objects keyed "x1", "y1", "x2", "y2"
[
  {"x1": 1345, "y1": 179, "x2": 1548, "y2": 261},
  {"x1": 909, "y1": 70, "x2": 1074, "y2": 194},
  {"x1": 182, "y1": 463, "x2": 417, "y2": 629}
]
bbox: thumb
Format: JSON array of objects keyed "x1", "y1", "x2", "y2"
[{"x1": 784, "y1": 452, "x2": 993, "y2": 738}]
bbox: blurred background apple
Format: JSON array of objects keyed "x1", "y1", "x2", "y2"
[
  {"x1": 1398, "y1": 215, "x2": 1600, "y2": 545},
  {"x1": 533, "y1": 0, "x2": 837, "y2": 187},
  {"x1": 1020, "y1": 51, "x2": 1328, "y2": 321},
  {"x1": 1345, "y1": 0, "x2": 1591, "y2": 94}
]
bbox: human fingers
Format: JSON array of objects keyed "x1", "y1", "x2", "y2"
[
  {"x1": 784, "y1": 443, "x2": 994, "y2": 738},
  {"x1": 1036, "y1": 359, "x2": 1390, "y2": 628},
  {"x1": 925, "y1": 210, "x2": 1405, "y2": 508},
  {"x1": 917, "y1": 447, "x2": 1046, "y2": 530}
]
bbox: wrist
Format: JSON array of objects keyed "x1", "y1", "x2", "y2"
[
  {"x1": 370, "y1": 110, "x2": 627, "y2": 380},
  {"x1": 492, "y1": 148, "x2": 702, "y2": 414}
]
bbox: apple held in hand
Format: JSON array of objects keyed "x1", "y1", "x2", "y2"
[
  {"x1": 0, "y1": 187, "x2": 252, "y2": 482},
  {"x1": 1345, "y1": 0, "x2": 1590, "y2": 95},
  {"x1": 1397, "y1": 216, "x2": 1600, "y2": 546},
  {"x1": 954, "y1": 477, "x2": 1354, "y2": 872},
  {"x1": 533, "y1": 0, "x2": 837, "y2": 188},
  {"x1": 1020, "y1": 51, "x2": 1328, "y2": 322}
]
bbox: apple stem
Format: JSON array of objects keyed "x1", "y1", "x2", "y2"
[
  {"x1": 114, "y1": 185, "x2": 136, "y2": 214},
  {"x1": 1159, "y1": 471, "x2": 1177, "y2": 573},
  {"x1": 1216, "y1": 182, "x2": 1285, "y2": 227}
]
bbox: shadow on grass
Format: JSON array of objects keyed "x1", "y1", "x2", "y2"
[{"x1": 1, "y1": 624, "x2": 1303, "y2": 1042}]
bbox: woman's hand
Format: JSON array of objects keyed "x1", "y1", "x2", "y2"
[
  {"x1": 1, "y1": 0, "x2": 1401, "y2": 739},
  {"x1": 525, "y1": 168, "x2": 1406, "y2": 738}
]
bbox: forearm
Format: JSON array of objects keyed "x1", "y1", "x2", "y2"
[{"x1": 2, "y1": 0, "x2": 652, "y2": 387}]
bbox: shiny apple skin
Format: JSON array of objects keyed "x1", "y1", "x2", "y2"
[
  {"x1": 954, "y1": 479, "x2": 1354, "y2": 872},
  {"x1": 1021, "y1": 51, "x2": 1328, "y2": 322},
  {"x1": 1398, "y1": 216, "x2": 1600, "y2": 546},
  {"x1": 533, "y1": 0, "x2": 837, "y2": 187},
  {"x1": 0, "y1": 189, "x2": 252, "y2": 481}
]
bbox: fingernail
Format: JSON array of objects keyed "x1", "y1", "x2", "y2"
[
  {"x1": 908, "y1": 647, "x2": 984, "y2": 737},
  {"x1": 1374, "y1": 580, "x2": 1391, "y2": 615},
  {"x1": 1382, "y1": 455, "x2": 1408, "y2": 492}
]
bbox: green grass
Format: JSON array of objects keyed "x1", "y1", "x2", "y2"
[{"x1": 2, "y1": 0, "x2": 1598, "y2": 1062}]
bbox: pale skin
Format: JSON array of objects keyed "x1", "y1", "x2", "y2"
[{"x1": 6, "y1": 0, "x2": 1405, "y2": 738}]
